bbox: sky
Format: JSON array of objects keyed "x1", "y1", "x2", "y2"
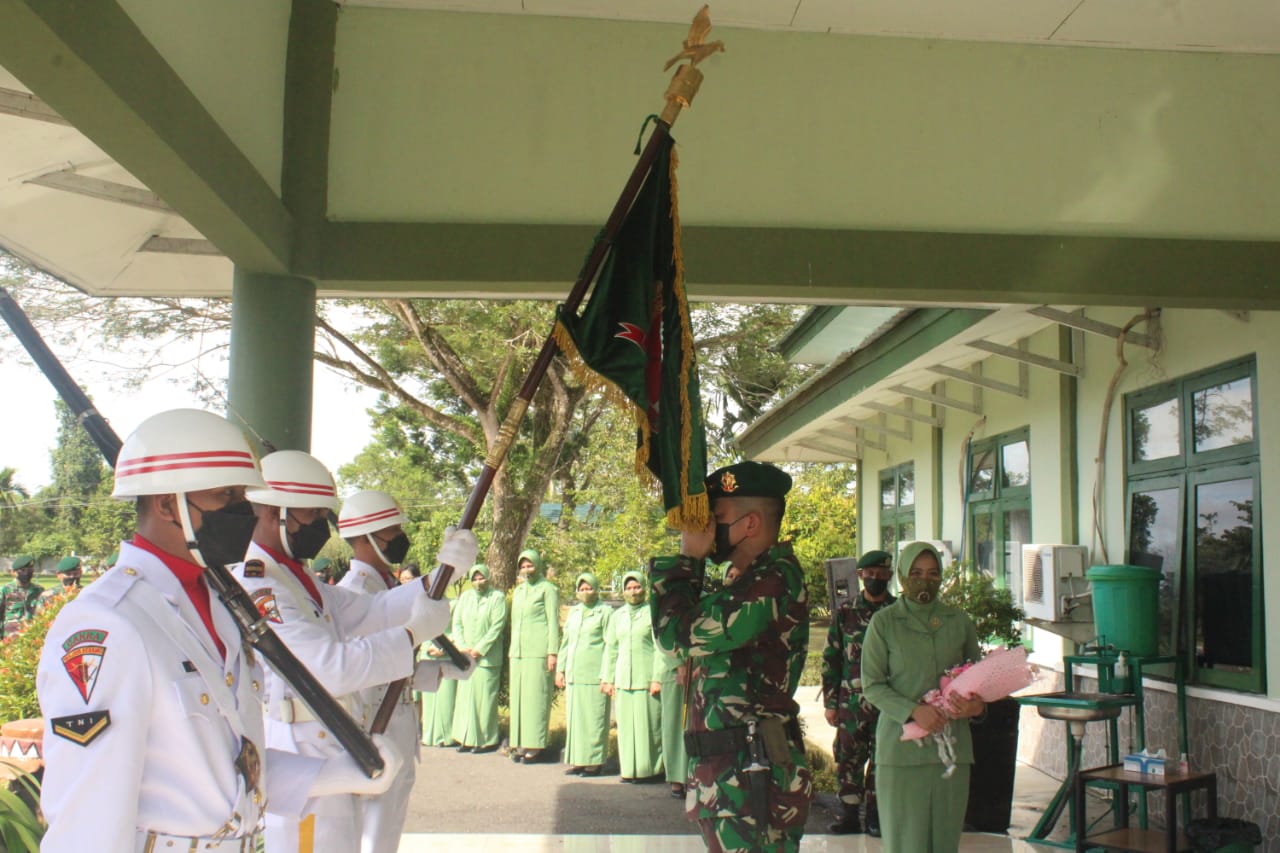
[{"x1": 2, "y1": 340, "x2": 381, "y2": 492}]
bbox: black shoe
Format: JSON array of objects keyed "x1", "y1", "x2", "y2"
[
  {"x1": 866, "y1": 805, "x2": 881, "y2": 838},
  {"x1": 620, "y1": 777, "x2": 634, "y2": 784},
  {"x1": 580, "y1": 765, "x2": 602, "y2": 777},
  {"x1": 521, "y1": 750, "x2": 542, "y2": 764},
  {"x1": 457, "y1": 745, "x2": 473, "y2": 753},
  {"x1": 829, "y1": 805, "x2": 863, "y2": 835},
  {"x1": 669, "y1": 783, "x2": 685, "y2": 799},
  {"x1": 509, "y1": 751, "x2": 523, "y2": 763},
  {"x1": 564, "y1": 765, "x2": 583, "y2": 776},
  {"x1": 474, "y1": 744, "x2": 498, "y2": 754}
]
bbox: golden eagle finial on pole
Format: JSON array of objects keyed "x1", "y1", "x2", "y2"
[{"x1": 660, "y1": 5, "x2": 725, "y2": 126}]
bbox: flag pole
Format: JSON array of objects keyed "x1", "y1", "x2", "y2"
[{"x1": 371, "y1": 5, "x2": 723, "y2": 736}]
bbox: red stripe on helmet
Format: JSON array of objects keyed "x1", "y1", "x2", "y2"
[
  {"x1": 266, "y1": 480, "x2": 337, "y2": 496},
  {"x1": 116, "y1": 460, "x2": 258, "y2": 476},
  {"x1": 338, "y1": 507, "x2": 402, "y2": 529}
]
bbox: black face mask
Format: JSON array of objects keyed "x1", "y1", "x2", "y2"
[
  {"x1": 711, "y1": 514, "x2": 749, "y2": 564},
  {"x1": 288, "y1": 513, "x2": 332, "y2": 561},
  {"x1": 61, "y1": 575, "x2": 81, "y2": 589},
  {"x1": 378, "y1": 533, "x2": 411, "y2": 565},
  {"x1": 16, "y1": 569, "x2": 34, "y2": 585},
  {"x1": 862, "y1": 577, "x2": 889, "y2": 598},
  {"x1": 188, "y1": 500, "x2": 258, "y2": 568}
]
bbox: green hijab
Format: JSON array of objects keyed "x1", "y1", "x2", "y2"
[
  {"x1": 897, "y1": 541, "x2": 945, "y2": 614},
  {"x1": 621, "y1": 570, "x2": 646, "y2": 606},
  {"x1": 576, "y1": 571, "x2": 600, "y2": 606},
  {"x1": 576, "y1": 571, "x2": 599, "y2": 591},
  {"x1": 517, "y1": 548, "x2": 546, "y2": 582},
  {"x1": 470, "y1": 563, "x2": 492, "y2": 591}
]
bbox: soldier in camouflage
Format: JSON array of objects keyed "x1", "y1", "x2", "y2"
[
  {"x1": 821, "y1": 549, "x2": 896, "y2": 835},
  {"x1": 1, "y1": 555, "x2": 43, "y2": 637},
  {"x1": 650, "y1": 461, "x2": 813, "y2": 852}
]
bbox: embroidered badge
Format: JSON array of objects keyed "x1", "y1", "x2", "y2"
[
  {"x1": 51, "y1": 710, "x2": 111, "y2": 746},
  {"x1": 243, "y1": 560, "x2": 266, "y2": 579},
  {"x1": 252, "y1": 589, "x2": 282, "y2": 624},
  {"x1": 61, "y1": 629, "x2": 108, "y2": 704},
  {"x1": 720, "y1": 472, "x2": 739, "y2": 493}
]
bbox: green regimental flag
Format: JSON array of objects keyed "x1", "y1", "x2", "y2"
[{"x1": 554, "y1": 134, "x2": 708, "y2": 531}]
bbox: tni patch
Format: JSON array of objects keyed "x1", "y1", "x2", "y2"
[
  {"x1": 61, "y1": 629, "x2": 108, "y2": 704},
  {"x1": 243, "y1": 560, "x2": 266, "y2": 579},
  {"x1": 51, "y1": 710, "x2": 111, "y2": 746},
  {"x1": 252, "y1": 588, "x2": 282, "y2": 624}
]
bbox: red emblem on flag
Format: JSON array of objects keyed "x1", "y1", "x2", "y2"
[{"x1": 61, "y1": 629, "x2": 108, "y2": 704}]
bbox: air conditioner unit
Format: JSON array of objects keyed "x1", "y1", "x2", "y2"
[
  {"x1": 1021, "y1": 544, "x2": 1089, "y2": 621},
  {"x1": 896, "y1": 540, "x2": 955, "y2": 570}
]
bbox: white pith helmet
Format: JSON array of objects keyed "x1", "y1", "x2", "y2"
[
  {"x1": 337, "y1": 490, "x2": 408, "y2": 537},
  {"x1": 111, "y1": 409, "x2": 265, "y2": 498},
  {"x1": 246, "y1": 450, "x2": 339, "y2": 510}
]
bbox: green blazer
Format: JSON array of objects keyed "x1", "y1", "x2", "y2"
[
  {"x1": 860, "y1": 598, "x2": 981, "y2": 767},
  {"x1": 451, "y1": 586, "x2": 508, "y2": 668},
  {"x1": 557, "y1": 600, "x2": 611, "y2": 684},
  {"x1": 510, "y1": 577, "x2": 560, "y2": 658}
]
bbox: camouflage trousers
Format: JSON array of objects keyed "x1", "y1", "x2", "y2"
[
  {"x1": 689, "y1": 740, "x2": 813, "y2": 852},
  {"x1": 832, "y1": 694, "x2": 880, "y2": 806}
]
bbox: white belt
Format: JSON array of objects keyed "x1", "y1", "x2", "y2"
[
  {"x1": 268, "y1": 696, "x2": 361, "y2": 724},
  {"x1": 137, "y1": 831, "x2": 257, "y2": 852}
]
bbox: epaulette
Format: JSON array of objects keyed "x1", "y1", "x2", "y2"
[
  {"x1": 243, "y1": 560, "x2": 266, "y2": 579},
  {"x1": 86, "y1": 563, "x2": 141, "y2": 608}
]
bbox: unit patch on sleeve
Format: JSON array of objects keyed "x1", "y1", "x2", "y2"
[
  {"x1": 61, "y1": 629, "x2": 108, "y2": 704},
  {"x1": 51, "y1": 710, "x2": 111, "y2": 746},
  {"x1": 251, "y1": 588, "x2": 282, "y2": 624},
  {"x1": 243, "y1": 560, "x2": 266, "y2": 579}
]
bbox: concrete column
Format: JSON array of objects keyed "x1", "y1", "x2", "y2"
[{"x1": 228, "y1": 270, "x2": 315, "y2": 453}]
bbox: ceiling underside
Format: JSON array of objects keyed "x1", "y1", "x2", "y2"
[{"x1": 2, "y1": 1, "x2": 1280, "y2": 306}]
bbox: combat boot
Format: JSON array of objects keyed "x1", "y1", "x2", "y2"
[
  {"x1": 828, "y1": 804, "x2": 863, "y2": 835},
  {"x1": 866, "y1": 803, "x2": 881, "y2": 838}
]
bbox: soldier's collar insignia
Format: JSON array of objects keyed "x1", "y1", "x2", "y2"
[
  {"x1": 243, "y1": 560, "x2": 266, "y2": 579},
  {"x1": 720, "y1": 472, "x2": 739, "y2": 493},
  {"x1": 61, "y1": 629, "x2": 108, "y2": 704},
  {"x1": 51, "y1": 710, "x2": 111, "y2": 746}
]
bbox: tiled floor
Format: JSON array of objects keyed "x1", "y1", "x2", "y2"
[{"x1": 397, "y1": 832, "x2": 1049, "y2": 851}]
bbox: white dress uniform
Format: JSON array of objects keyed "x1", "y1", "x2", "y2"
[
  {"x1": 337, "y1": 561, "x2": 421, "y2": 853},
  {"x1": 232, "y1": 542, "x2": 422, "y2": 853},
  {"x1": 37, "y1": 540, "x2": 320, "y2": 853}
]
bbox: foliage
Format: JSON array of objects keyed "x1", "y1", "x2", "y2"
[
  {"x1": 940, "y1": 566, "x2": 1025, "y2": 650},
  {"x1": 48, "y1": 400, "x2": 106, "y2": 530},
  {"x1": 0, "y1": 468, "x2": 28, "y2": 510},
  {"x1": 0, "y1": 771, "x2": 44, "y2": 853},
  {"x1": 782, "y1": 464, "x2": 858, "y2": 618},
  {"x1": 803, "y1": 744, "x2": 838, "y2": 795},
  {"x1": 0, "y1": 588, "x2": 77, "y2": 721}
]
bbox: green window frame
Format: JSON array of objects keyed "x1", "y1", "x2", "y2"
[
  {"x1": 966, "y1": 427, "x2": 1032, "y2": 591},
  {"x1": 878, "y1": 461, "x2": 916, "y2": 551},
  {"x1": 1124, "y1": 356, "x2": 1264, "y2": 693}
]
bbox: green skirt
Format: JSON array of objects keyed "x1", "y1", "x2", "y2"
[
  {"x1": 420, "y1": 675, "x2": 457, "y2": 746},
  {"x1": 615, "y1": 688, "x2": 663, "y2": 779},
  {"x1": 877, "y1": 763, "x2": 971, "y2": 852},
  {"x1": 659, "y1": 676, "x2": 688, "y2": 784},
  {"x1": 563, "y1": 682, "x2": 610, "y2": 766},
  {"x1": 509, "y1": 656, "x2": 553, "y2": 750},
  {"x1": 452, "y1": 664, "x2": 502, "y2": 748}
]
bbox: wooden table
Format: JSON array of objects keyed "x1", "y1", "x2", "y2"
[{"x1": 1074, "y1": 764, "x2": 1217, "y2": 852}]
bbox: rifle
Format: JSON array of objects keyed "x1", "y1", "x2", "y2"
[
  {"x1": 370, "y1": 4, "x2": 722, "y2": 736},
  {"x1": 0, "y1": 285, "x2": 386, "y2": 778}
]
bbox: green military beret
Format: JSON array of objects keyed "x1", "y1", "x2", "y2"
[
  {"x1": 857, "y1": 550, "x2": 893, "y2": 569},
  {"x1": 11, "y1": 555, "x2": 34, "y2": 570},
  {"x1": 704, "y1": 461, "x2": 792, "y2": 502},
  {"x1": 312, "y1": 557, "x2": 333, "y2": 572},
  {"x1": 57, "y1": 556, "x2": 82, "y2": 573}
]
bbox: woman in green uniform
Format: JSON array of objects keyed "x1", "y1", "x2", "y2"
[
  {"x1": 508, "y1": 548, "x2": 560, "y2": 763},
  {"x1": 602, "y1": 571, "x2": 664, "y2": 783},
  {"x1": 861, "y1": 541, "x2": 986, "y2": 852},
  {"x1": 657, "y1": 648, "x2": 689, "y2": 798},
  {"x1": 556, "y1": 571, "x2": 612, "y2": 775},
  {"x1": 451, "y1": 563, "x2": 507, "y2": 752},
  {"x1": 419, "y1": 634, "x2": 459, "y2": 746}
]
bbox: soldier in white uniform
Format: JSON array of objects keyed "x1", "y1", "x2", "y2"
[
  {"x1": 336, "y1": 490, "x2": 451, "y2": 853},
  {"x1": 233, "y1": 453, "x2": 476, "y2": 853},
  {"x1": 37, "y1": 409, "x2": 402, "y2": 853}
]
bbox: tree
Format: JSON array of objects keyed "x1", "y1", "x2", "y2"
[
  {"x1": 49, "y1": 399, "x2": 107, "y2": 530},
  {"x1": 0, "y1": 467, "x2": 28, "y2": 510},
  {"x1": 781, "y1": 463, "x2": 859, "y2": 616}
]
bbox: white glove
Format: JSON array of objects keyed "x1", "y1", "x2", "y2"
[
  {"x1": 405, "y1": 591, "x2": 449, "y2": 646},
  {"x1": 436, "y1": 526, "x2": 478, "y2": 573},
  {"x1": 439, "y1": 658, "x2": 475, "y2": 682},
  {"x1": 309, "y1": 734, "x2": 402, "y2": 797}
]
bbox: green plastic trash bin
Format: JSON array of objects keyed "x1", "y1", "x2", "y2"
[{"x1": 1087, "y1": 564, "x2": 1160, "y2": 657}]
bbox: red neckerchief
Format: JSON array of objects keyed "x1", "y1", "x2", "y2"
[
  {"x1": 260, "y1": 543, "x2": 324, "y2": 610},
  {"x1": 131, "y1": 534, "x2": 226, "y2": 660},
  {"x1": 381, "y1": 570, "x2": 397, "y2": 589}
]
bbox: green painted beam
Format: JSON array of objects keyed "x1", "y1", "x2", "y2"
[
  {"x1": 228, "y1": 271, "x2": 315, "y2": 453},
  {"x1": 309, "y1": 222, "x2": 1280, "y2": 309},
  {"x1": 737, "y1": 309, "x2": 992, "y2": 458},
  {"x1": 0, "y1": 0, "x2": 292, "y2": 273},
  {"x1": 282, "y1": 0, "x2": 336, "y2": 273}
]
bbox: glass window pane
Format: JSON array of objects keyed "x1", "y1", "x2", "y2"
[
  {"x1": 881, "y1": 525, "x2": 895, "y2": 551},
  {"x1": 1129, "y1": 487, "x2": 1182, "y2": 656},
  {"x1": 1002, "y1": 440, "x2": 1030, "y2": 489},
  {"x1": 880, "y1": 475, "x2": 895, "y2": 510},
  {"x1": 1193, "y1": 377, "x2": 1254, "y2": 453},
  {"x1": 970, "y1": 447, "x2": 995, "y2": 493},
  {"x1": 900, "y1": 520, "x2": 915, "y2": 542},
  {"x1": 971, "y1": 511, "x2": 995, "y2": 577},
  {"x1": 898, "y1": 467, "x2": 915, "y2": 508},
  {"x1": 1193, "y1": 478, "x2": 1254, "y2": 673},
  {"x1": 1132, "y1": 398, "x2": 1181, "y2": 463},
  {"x1": 1002, "y1": 508, "x2": 1032, "y2": 590}
]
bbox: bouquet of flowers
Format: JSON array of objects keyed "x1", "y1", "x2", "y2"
[{"x1": 900, "y1": 646, "x2": 1036, "y2": 776}]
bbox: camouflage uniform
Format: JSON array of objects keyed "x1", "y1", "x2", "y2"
[
  {"x1": 821, "y1": 590, "x2": 895, "y2": 808},
  {"x1": 1, "y1": 580, "x2": 43, "y2": 637},
  {"x1": 650, "y1": 541, "x2": 813, "y2": 852}
]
